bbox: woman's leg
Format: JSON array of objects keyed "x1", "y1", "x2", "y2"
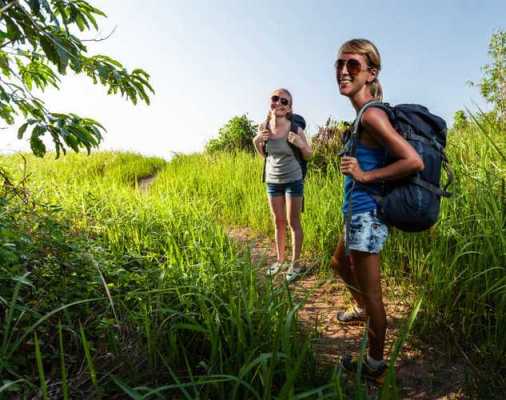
[
  {"x1": 286, "y1": 195, "x2": 303, "y2": 266},
  {"x1": 330, "y1": 238, "x2": 365, "y2": 308},
  {"x1": 351, "y1": 250, "x2": 386, "y2": 361},
  {"x1": 268, "y1": 195, "x2": 287, "y2": 263}
]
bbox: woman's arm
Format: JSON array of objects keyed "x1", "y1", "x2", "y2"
[
  {"x1": 340, "y1": 107, "x2": 423, "y2": 184},
  {"x1": 253, "y1": 127, "x2": 269, "y2": 157},
  {"x1": 288, "y1": 127, "x2": 312, "y2": 160}
]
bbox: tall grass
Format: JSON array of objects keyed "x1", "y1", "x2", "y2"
[{"x1": 0, "y1": 152, "x2": 355, "y2": 398}]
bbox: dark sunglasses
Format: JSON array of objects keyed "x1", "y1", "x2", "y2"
[
  {"x1": 335, "y1": 58, "x2": 369, "y2": 76},
  {"x1": 271, "y1": 95, "x2": 290, "y2": 106}
]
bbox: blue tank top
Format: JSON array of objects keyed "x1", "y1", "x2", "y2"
[{"x1": 342, "y1": 143, "x2": 385, "y2": 215}]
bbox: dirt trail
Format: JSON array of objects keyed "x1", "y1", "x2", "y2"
[
  {"x1": 228, "y1": 227, "x2": 467, "y2": 400},
  {"x1": 138, "y1": 175, "x2": 156, "y2": 192}
]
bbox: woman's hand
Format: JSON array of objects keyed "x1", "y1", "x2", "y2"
[
  {"x1": 287, "y1": 131, "x2": 304, "y2": 147},
  {"x1": 288, "y1": 128, "x2": 312, "y2": 160},
  {"x1": 254, "y1": 129, "x2": 270, "y2": 144},
  {"x1": 340, "y1": 156, "x2": 369, "y2": 183}
]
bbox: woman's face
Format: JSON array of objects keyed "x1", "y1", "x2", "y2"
[
  {"x1": 270, "y1": 90, "x2": 292, "y2": 117},
  {"x1": 335, "y1": 53, "x2": 374, "y2": 97}
]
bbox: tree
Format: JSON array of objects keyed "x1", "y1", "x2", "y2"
[
  {"x1": 0, "y1": 0, "x2": 154, "y2": 157},
  {"x1": 453, "y1": 110, "x2": 468, "y2": 130},
  {"x1": 473, "y1": 30, "x2": 506, "y2": 120},
  {"x1": 206, "y1": 114, "x2": 257, "y2": 153}
]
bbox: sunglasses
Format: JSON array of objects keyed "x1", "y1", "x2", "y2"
[
  {"x1": 271, "y1": 95, "x2": 290, "y2": 106},
  {"x1": 335, "y1": 58, "x2": 369, "y2": 76}
]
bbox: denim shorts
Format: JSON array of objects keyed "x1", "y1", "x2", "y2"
[
  {"x1": 266, "y1": 179, "x2": 304, "y2": 197},
  {"x1": 345, "y1": 210, "x2": 388, "y2": 254}
]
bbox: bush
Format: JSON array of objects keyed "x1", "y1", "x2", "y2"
[
  {"x1": 206, "y1": 114, "x2": 257, "y2": 153},
  {"x1": 453, "y1": 110, "x2": 469, "y2": 130},
  {"x1": 310, "y1": 117, "x2": 351, "y2": 172}
]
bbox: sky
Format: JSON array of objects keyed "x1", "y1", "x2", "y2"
[{"x1": 1, "y1": 0, "x2": 505, "y2": 158}]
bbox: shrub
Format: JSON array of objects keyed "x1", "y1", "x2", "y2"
[
  {"x1": 310, "y1": 117, "x2": 351, "y2": 172},
  {"x1": 453, "y1": 110, "x2": 469, "y2": 130},
  {"x1": 206, "y1": 114, "x2": 257, "y2": 153}
]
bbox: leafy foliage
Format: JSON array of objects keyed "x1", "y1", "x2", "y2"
[
  {"x1": 452, "y1": 110, "x2": 468, "y2": 130},
  {"x1": 310, "y1": 117, "x2": 351, "y2": 172},
  {"x1": 472, "y1": 30, "x2": 506, "y2": 120},
  {"x1": 0, "y1": 0, "x2": 154, "y2": 157},
  {"x1": 206, "y1": 114, "x2": 257, "y2": 153}
]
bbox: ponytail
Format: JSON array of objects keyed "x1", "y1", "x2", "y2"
[{"x1": 370, "y1": 79, "x2": 383, "y2": 101}]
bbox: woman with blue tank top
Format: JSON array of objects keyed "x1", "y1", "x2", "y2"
[
  {"x1": 252, "y1": 89, "x2": 312, "y2": 282},
  {"x1": 330, "y1": 39, "x2": 424, "y2": 384}
]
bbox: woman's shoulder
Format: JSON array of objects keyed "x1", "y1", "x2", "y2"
[
  {"x1": 361, "y1": 106, "x2": 390, "y2": 129},
  {"x1": 359, "y1": 105, "x2": 396, "y2": 144}
]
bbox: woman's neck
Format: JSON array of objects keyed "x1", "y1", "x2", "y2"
[
  {"x1": 350, "y1": 90, "x2": 375, "y2": 113},
  {"x1": 269, "y1": 114, "x2": 289, "y2": 129}
]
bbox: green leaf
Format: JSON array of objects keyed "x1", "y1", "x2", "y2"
[
  {"x1": 17, "y1": 122, "x2": 29, "y2": 139},
  {"x1": 5, "y1": 18, "x2": 22, "y2": 41},
  {"x1": 29, "y1": 0, "x2": 41, "y2": 16},
  {"x1": 30, "y1": 134, "x2": 46, "y2": 157},
  {"x1": 39, "y1": 36, "x2": 59, "y2": 66}
]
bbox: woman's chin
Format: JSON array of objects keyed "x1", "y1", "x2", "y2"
[{"x1": 339, "y1": 88, "x2": 351, "y2": 97}]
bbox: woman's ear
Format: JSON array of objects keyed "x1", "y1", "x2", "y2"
[{"x1": 367, "y1": 67, "x2": 378, "y2": 84}]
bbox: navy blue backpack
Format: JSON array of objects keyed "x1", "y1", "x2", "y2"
[{"x1": 346, "y1": 101, "x2": 453, "y2": 233}]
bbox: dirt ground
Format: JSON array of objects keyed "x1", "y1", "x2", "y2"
[{"x1": 228, "y1": 227, "x2": 468, "y2": 400}]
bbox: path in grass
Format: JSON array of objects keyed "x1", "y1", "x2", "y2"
[
  {"x1": 228, "y1": 227, "x2": 467, "y2": 400},
  {"x1": 137, "y1": 175, "x2": 466, "y2": 399},
  {"x1": 138, "y1": 174, "x2": 156, "y2": 192}
]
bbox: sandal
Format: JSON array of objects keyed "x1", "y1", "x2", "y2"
[
  {"x1": 285, "y1": 265, "x2": 306, "y2": 283},
  {"x1": 341, "y1": 354, "x2": 387, "y2": 385},
  {"x1": 336, "y1": 305, "x2": 367, "y2": 323},
  {"x1": 266, "y1": 261, "x2": 285, "y2": 276}
]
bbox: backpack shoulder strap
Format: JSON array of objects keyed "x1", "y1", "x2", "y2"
[
  {"x1": 350, "y1": 100, "x2": 386, "y2": 157},
  {"x1": 288, "y1": 118, "x2": 302, "y2": 152},
  {"x1": 290, "y1": 119, "x2": 302, "y2": 135}
]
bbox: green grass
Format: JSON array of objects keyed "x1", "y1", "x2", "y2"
[{"x1": 0, "y1": 152, "x2": 344, "y2": 398}]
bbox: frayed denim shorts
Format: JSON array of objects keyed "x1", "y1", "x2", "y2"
[
  {"x1": 345, "y1": 209, "x2": 388, "y2": 254},
  {"x1": 266, "y1": 179, "x2": 304, "y2": 197}
]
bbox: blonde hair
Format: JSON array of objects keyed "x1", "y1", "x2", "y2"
[{"x1": 338, "y1": 39, "x2": 383, "y2": 100}]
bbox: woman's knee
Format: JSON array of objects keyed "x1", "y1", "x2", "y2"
[
  {"x1": 273, "y1": 216, "x2": 287, "y2": 228},
  {"x1": 330, "y1": 253, "x2": 351, "y2": 277},
  {"x1": 330, "y1": 240, "x2": 347, "y2": 273}
]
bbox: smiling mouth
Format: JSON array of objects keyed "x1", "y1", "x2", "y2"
[{"x1": 338, "y1": 80, "x2": 352, "y2": 89}]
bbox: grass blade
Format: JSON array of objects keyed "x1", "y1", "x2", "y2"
[
  {"x1": 79, "y1": 322, "x2": 97, "y2": 387},
  {"x1": 34, "y1": 331, "x2": 49, "y2": 400},
  {"x1": 58, "y1": 321, "x2": 69, "y2": 400}
]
